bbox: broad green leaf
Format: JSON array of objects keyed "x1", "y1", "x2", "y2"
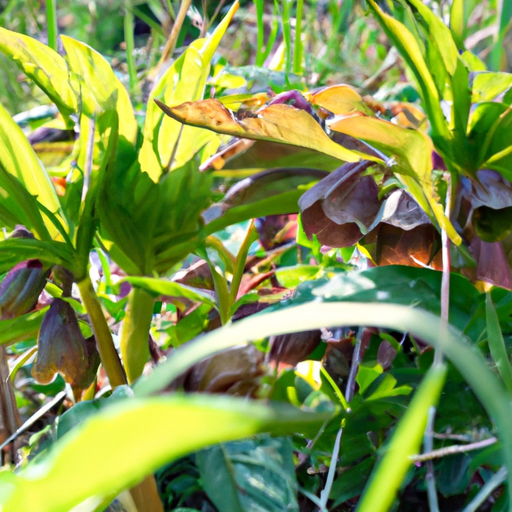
[
  {"x1": 197, "y1": 436, "x2": 299, "y2": 512},
  {"x1": 0, "y1": 238, "x2": 78, "y2": 275},
  {"x1": 0, "y1": 28, "x2": 77, "y2": 121},
  {"x1": 140, "y1": 1, "x2": 239, "y2": 181},
  {"x1": 407, "y1": 0, "x2": 458, "y2": 76},
  {"x1": 157, "y1": 98, "x2": 365, "y2": 164},
  {"x1": 449, "y1": 0, "x2": 465, "y2": 46},
  {"x1": 0, "y1": 101, "x2": 63, "y2": 237},
  {"x1": 0, "y1": 308, "x2": 47, "y2": 346},
  {"x1": 367, "y1": 0, "x2": 450, "y2": 144},
  {"x1": 328, "y1": 115, "x2": 461, "y2": 244},
  {"x1": 0, "y1": 163, "x2": 50, "y2": 240},
  {"x1": 356, "y1": 364, "x2": 447, "y2": 512},
  {"x1": 133, "y1": 299, "x2": 512, "y2": 501},
  {"x1": 486, "y1": 294, "x2": 512, "y2": 394},
  {"x1": 203, "y1": 168, "x2": 327, "y2": 225},
  {"x1": 60, "y1": 35, "x2": 137, "y2": 146},
  {"x1": 0, "y1": 395, "x2": 328, "y2": 512},
  {"x1": 472, "y1": 72, "x2": 512, "y2": 103}
]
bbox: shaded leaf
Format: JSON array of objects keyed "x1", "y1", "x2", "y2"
[
  {"x1": 197, "y1": 436, "x2": 299, "y2": 512},
  {"x1": 204, "y1": 168, "x2": 327, "y2": 224},
  {"x1": 299, "y1": 161, "x2": 381, "y2": 247}
]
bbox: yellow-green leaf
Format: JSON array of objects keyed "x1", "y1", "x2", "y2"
[
  {"x1": 140, "y1": 1, "x2": 239, "y2": 181},
  {"x1": 61, "y1": 35, "x2": 138, "y2": 146},
  {"x1": 0, "y1": 395, "x2": 328, "y2": 512},
  {"x1": 0, "y1": 101, "x2": 63, "y2": 238},
  {"x1": 0, "y1": 28, "x2": 77, "y2": 122},
  {"x1": 328, "y1": 115, "x2": 461, "y2": 244}
]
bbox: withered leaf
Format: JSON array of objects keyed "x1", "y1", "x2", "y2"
[{"x1": 155, "y1": 98, "x2": 365, "y2": 163}]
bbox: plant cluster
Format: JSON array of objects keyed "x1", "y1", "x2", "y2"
[{"x1": 1, "y1": 1, "x2": 512, "y2": 511}]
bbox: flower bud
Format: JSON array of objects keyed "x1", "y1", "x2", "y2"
[
  {"x1": 32, "y1": 299, "x2": 99, "y2": 391},
  {"x1": 0, "y1": 260, "x2": 48, "y2": 320}
]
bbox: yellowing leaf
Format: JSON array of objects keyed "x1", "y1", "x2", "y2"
[
  {"x1": 157, "y1": 98, "x2": 365, "y2": 163},
  {"x1": 140, "y1": 1, "x2": 239, "y2": 181},
  {"x1": 307, "y1": 84, "x2": 375, "y2": 117},
  {"x1": 0, "y1": 28, "x2": 77, "y2": 122}
]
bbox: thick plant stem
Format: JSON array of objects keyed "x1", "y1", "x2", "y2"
[
  {"x1": 0, "y1": 345, "x2": 21, "y2": 464},
  {"x1": 120, "y1": 287, "x2": 155, "y2": 384},
  {"x1": 77, "y1": 275, "x2": 127, "y2": 388},
  {"x1": 130, "y1": 476, "x2": 164, "y2": 512}
]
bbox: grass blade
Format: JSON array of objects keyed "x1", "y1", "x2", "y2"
[
  {"x1": 356, "y1": 364, "x2": 447, "y2": 512},
  {"x1": 486, "y1": 293, "x2": 512, "y2": 394}
]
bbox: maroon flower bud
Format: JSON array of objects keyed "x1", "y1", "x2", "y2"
[
  {"x1": 32, "y1": 299, "x2": 100, "y2": 392},
  {"x1": 0, "y1": 260, "x2": 48, "y2": 320}
]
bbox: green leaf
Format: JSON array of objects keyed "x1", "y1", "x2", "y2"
[
  {"x1": 121, "y1": 276, "x2": 217, "y2": 309},
  {"x1": 472, "y1": 72, "x2": 512, "y2": 103},
  {"x1": 0, "y1": 308, "x2": 48, "y2": 346},
  {"x1": 367, "y1": 0, "x2": 450, "y2": 144},
  {"x1": 197, "y1": 436, "x2": 299, "y2": 512},
  {"x1": 407, "y1": 0, "x2": 458, "y2": 76},
  {"x1": 60, "y1": 35, "x2": 138, "y2": 146},
  {"x1": 0, "y1": 27, "x2": 77, "y2": 121},
  {"x1": 0, "y1": 101, "x2": 63, "y2": 238},
  {"x1": 356, "y1": 364, "x2": 447, "y2": 512},
  {"x1": 0, "y1": 395, "x2": 328, "y2": 512},
  {"x1": 133, "y1": 299, "x2": 512, "y2": 500},
  {"x1": 486, "y1": 293, "x2": 512, "y2": 394},
  {"x1": 139, "y1": 1, "x2": 239, "y2": 181},
  {"x1": 0, "y1": 238, "x2": 77, "y2": 275},
  {"x1": 0, "y1": 163, "x2": 50, "y2": 240}
]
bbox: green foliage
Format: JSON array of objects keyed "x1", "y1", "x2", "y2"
[{"x1": 1, "y1": 1, "x2": 512, "y2": 511}]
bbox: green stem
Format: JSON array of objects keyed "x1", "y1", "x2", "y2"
[
  {"x1": 293, "y1": 0, "x2": 304, "y2": 74},
  {"x1": 120, "y1": 287, "x2": 155, "y2": 384},
  {"x1": 77, "y1": 275, "x2": 127, "y2": 388},
  {"x1": 46, "y1": 0, "x2": 58, "y2": 52},
  {"x1": 124, "y1": 0, "x2": 141, "y2": 96},
  {"x1": 229, "y1": 220, "x2": 256, "y2": 305}
]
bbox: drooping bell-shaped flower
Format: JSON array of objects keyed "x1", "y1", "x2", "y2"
[{"x1": 32, "y1": 299, "x2": 100, "y2": 391}]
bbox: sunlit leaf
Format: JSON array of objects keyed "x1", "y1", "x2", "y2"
[
  {"x1": 140, "y1": 2, "x2": 239, "y2": 181},
  {"x1": 156, "y1": 98, "x2": 366, "y2": 164},
  {"x1": 60, "y1": 35, "x2": 137, "y2": 145},
  {"x1": 328, "y1": 114, "x2": 461, "y2": 244},
  {"x1": 121, "y1": 276, "x2": 217, "y2": 309},
  {"x1": 308, "y1": 84, "x2": 375, "y2": 117},
  {"x1": 0, "y1": 395, "x2": 328, "y2": 512},
  {"x1": 357, "y1": 364, "x2": 447, "y2": 512},
  {"x1": 0, "y1": 102, "x2": 63, "y2": 237},
  {"x1": 0, "y1": 28, "x2": 77, "y2": 121}
]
